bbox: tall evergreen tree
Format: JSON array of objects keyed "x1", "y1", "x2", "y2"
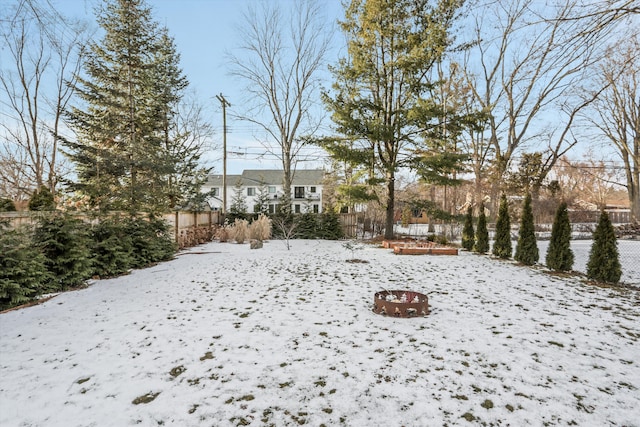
[
  {"x1": 587, "y1": 210, "x2": 622, "y2": 283},
  {"x1": 322, "y1": 0, "x2": 467, "y2": 239},
  {"x1": 64, "y1": 0, "x2": 191, "y2": 213},
  {"x1": 514, "y1": 192, "x2": 539, "y2": 265},
  {"x1": 492, "y1": 194, "x2": 512, "y2": 259},
  {"x1": 546, "y1": 202, "x2": 574, "y2": 271},
  {"x1": 474, "y1": 202, "x2": 489, "y2": 253},
  {"x1": 461, "y1": 205, "x2": 474, "y2": 251}
]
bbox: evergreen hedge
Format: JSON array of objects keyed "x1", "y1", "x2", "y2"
[
  {"x1": 545, "y1": 202, "x2": 574, "y2": 271},
  {"x1": 474, "y1": 203, "x2": 489, "y2": 253},
  {"x1": 514, "y1": 193, "x2": 539, "y2": 265},
  {"x1": 461, "y1": 205, "x2": 474, "y2": 251},
  {"x1": 28, "y1": 186, "x2": 55, "y2": 211},
  {"x1": 0, "y1": 214, "x2": 178, "y2": 309},
  {"x1": 492, "y1": 194, "x2": 512, "y2": 259},
  {"x1": 587, "y1": 211, "x2": 621, "y2": 283}
]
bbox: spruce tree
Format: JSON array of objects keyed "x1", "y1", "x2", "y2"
[
  {"x1": 492, "y1": 194, "x2": 512, "y2": 259},
  {"x1": 65, "y1": 0, "x2": 190, "y2": 213},
  {"x1": 586, "y1": 210, "x2": 622, "y2": 283},
  {"x1": 514, "y1": 192, "x2": 539, "y2": 265},
  {"x1": 461, "y1": 205, "x2": 474, "y2": 251},
  {"x1": 545, "y1": 202, "x2": 574, "y2": 271},
  {"x1": 474, "y1": 203, "x2": 489, "y2": 253}
]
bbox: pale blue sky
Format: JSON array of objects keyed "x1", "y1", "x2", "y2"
[{"x1": 49, "y1": 0, "x2": 344, "y2": 174}]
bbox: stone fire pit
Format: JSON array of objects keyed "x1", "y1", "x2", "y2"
[{"x1": 372, "y1": 290, "x2": 429, "y2": 317}]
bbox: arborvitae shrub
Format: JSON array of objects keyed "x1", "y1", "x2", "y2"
[
  {"x1": 0, "y1": 226, "x2": 52, "y2": 309},
  {"x1": 492, "y1": 194, "x2": 512, "y2": 259},
  {"x1": 0, "y1": 198, "x2": 16, "y2": 212},
  {"x1": 545, "y1": 202, "x2": 574, "y2": 271},
  {"x1": 474, "y1": 203, "x2": 489, "y2": 253},
  {"x1": 514, "y1": 193, "x2": 539, "y2": 265},
  {"x1": 587, "y1": 211, "x2": 621, "y2": 283},
  {"x1": 34, "y1": 214, "x2": 93, "y2": 291},
  {"x1": 28, "y1": 186, "x2": 55, "y2": 211},
  {"x1": 319, "y1": 210, "x2": 343, "y2": 240},
  {"x1": 90, "y1": 217, "x2": 134, "y2": 277},
  {"x1": 295, "y1": 212, "x2": 319, "y2": 239},
  {"x1": 461, "y1": 205, "x2": 475, "y2": 251}
]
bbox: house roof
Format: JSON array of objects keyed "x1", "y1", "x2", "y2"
[{"x1": 206, "y1": 169, "x2": 325, "y2": 186}]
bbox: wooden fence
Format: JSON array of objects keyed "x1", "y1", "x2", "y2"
[{"x1": 2, "y1": 210, "x2": 367, "y2": 243}]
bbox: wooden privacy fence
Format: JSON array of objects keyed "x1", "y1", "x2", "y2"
[{"x1": 0, "y1": 211, "x2": 223, "y2": 248}]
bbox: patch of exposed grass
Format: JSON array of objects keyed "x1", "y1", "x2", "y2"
[{"x1": 132, "y1": 392, "x2": 160, "y2": 405}]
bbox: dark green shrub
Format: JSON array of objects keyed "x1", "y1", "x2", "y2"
[
  {"x1": 546, "y1": 202, "x2": 574, "y2": 271},
  {"x1": 474, "y1": 203, "x2": 489, "y2": 253},
  {"x1": 461, "y1": 205, "x2": 474, "y2": 251},
  {"x1": 0, "y1": 198, "x2": 16, "y2": 212},
  {"x1": 28, "y1": 186, "x2": 55, "y2": 211},
  {"x1": 295, "y1": 212, "x2": 319, "y2": 239},
  {"x1": 0, "y1": 226, "x2": 52, "y2": 309},
  {"x1": 319, "y1": 210, "x2": 343, "y2": 240},
  {"x1": 514, "y1": 193, "x2": 539, "y2": 265},
  {"x1": 33, "y1": 214, "x2": 93, "y2": 291},
  {"x1": 90, "y1": 217, "x2": 135, "y2": 277},
  {"x1": 492, "y1": 194, "x2": 512, "y2": 259},
  {"x1": 587, "y1": 211, "x2": 621, "y2": 283},
  {"x1": 124, "y1": 216, "x2": 176, "y2": 268}
]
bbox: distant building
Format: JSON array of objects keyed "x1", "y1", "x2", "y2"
[{"x1": 202, "y1": 169, "x2": 325, "y2": 214}]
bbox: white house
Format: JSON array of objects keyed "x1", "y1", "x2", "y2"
[{"x1": 202, "y1": 169, "x2": 325, "y2": 214}]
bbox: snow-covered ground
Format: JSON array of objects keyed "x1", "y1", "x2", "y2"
[{"x1": 1, "y1": 240, "x2": 639, "y2": 426}]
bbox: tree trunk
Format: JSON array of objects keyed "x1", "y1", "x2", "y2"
[{"x1": 384, "y1": 171, "x2": 395, "y2": 240}]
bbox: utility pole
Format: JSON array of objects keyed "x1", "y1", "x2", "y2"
[{"x1": 216, "y1": 94, "x2": 231, "y2": 215}]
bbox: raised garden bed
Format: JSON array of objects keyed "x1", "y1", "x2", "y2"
[
  {"x1": 372, "y1": 290, "x2": 429, "y2": 317},
  {"x1": 382, "y1": 240, "x2": 458, "y2": 255}
]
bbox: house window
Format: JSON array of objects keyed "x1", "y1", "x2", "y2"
[
  {"x1": 247, "y1": 187, "x2": 255, "y2": 196},
  {"x1": 313, "y1": 204, "x2": 319, "y2": 213},
  {"x1": 294, "y1": 204, "x2": 301, "y2": 213},
  {"x1": 211, "y1": 188, "x2": 218, "y2": 196},
  {"x1": 269, "y1": 204, "x2": 276, "y2": 214},
  {"x1": 294, "y1": 186, "x2": 305, "y2": 199},
  {"x1": 268, "y1": 186, "x2": 276, "y2": 193},
  {"x1": 310, "y1": 186, "x2": 316, "y2": 193}
]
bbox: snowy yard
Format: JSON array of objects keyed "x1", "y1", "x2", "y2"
[{"x1": 1, "y1": 240, "x2": 639, "y2": 426}]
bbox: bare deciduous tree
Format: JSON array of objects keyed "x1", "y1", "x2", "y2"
[
  {"x1": 460, "y1": 0, "x2": 623, "y2": 204},
  {"x1": 583, "y1": 35, "x2": 640, "y2": 221},
  {"x1": 228, "y1": 0, "x2": 332, "y2": 214},
  {"x1": 0, "y1": 0, "x2": 89, "y2": 204}
]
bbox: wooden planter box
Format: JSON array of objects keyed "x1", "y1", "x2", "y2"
[{"x1": 393, "y1": 246, "x2": 458, "y2": 256}]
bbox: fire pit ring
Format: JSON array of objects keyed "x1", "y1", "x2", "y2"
[{"x1": 373, "y1": 290, "x2": 429, "y2": 317}]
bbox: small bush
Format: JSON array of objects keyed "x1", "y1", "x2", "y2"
[
  {"x1": 0, "y1": 198, "x2": 16, "y2": 212},
  {"x1": 546, "y1": 202, "x2": 574, "y2": 271},
  {"x1": 28, "y1": 186, "x2": 55, "y2": 211},
  {"x1": 474, "y1": 203, "x2": 489, "y2": 253},
  {"x1": 124, "y1": 216, "x2": 176, "y2": 268},
  {"x1": 587, "y1": 211, "x2": 621, "y2": 283},
  {"x1": 90, "y1": 217, "x2": 134, "y2": 277},
  {"x1": 295, "y1": 212, "x2": 319, "y2": 239},
  {"x1": 492, "y1": 194, "x2": 512, "y2": 259},
  {"x1": 461, "y1": 205, "x2": 474, "y2": 251},
  {"x1": 0, "y1": 226, "x2": 52, "y2": 309},
  {"x1": 319, "y1": 211, "x2": 343, "y2": 240},
  {"x1": 34, "y1": 214, "x2": 93, "y2": 291},
  {"x1": 514, "y1": 193, "x2": 539, "y2": 265}
]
